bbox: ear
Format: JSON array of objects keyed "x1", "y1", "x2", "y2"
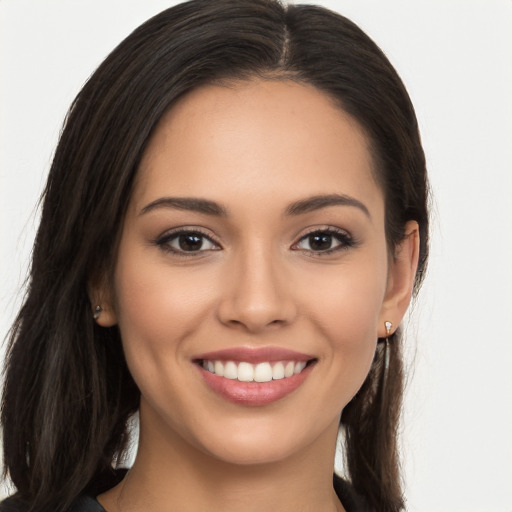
[
  {"x1": 378, "y1": 221, "x2": 420, "y2": 337},
  {"x1": 88, "y1": 274, "x2": 118, "y2": 327}
]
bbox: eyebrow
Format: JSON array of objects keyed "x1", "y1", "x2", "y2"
[
  {"x1": 139, "y1": 193, "x2": 370, "y2": 219},
  {"x1": 285, "y1": 194, "x2": 371, "y2": 218},
  {"x1": 139, "y1": 197, "x2": 227, "y2": 216}
]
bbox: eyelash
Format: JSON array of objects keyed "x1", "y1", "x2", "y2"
[
  {"x1": 154, "y1": 228, "x2": 221, "y2": 257},
  {"x1": 154, "y1": 227, "x2": 357, "y2": 257},
  {"x1": 291, "y1": 227, "x2": 357, "y2": 255}
]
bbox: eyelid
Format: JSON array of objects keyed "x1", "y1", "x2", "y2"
[
  {"x1": 153, "y1": 225, "x2": 356, "y2": 256},
  {"x1": 291, "y1": 226, "x2": 356, "y2": 254},
  {"x1": 154, "y1": 226, "x2": 222, "y2": 255}
]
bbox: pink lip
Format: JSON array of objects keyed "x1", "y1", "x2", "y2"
[
  {"x1": 194, "y1": 346, "x2": 314, "y2": 364},
  {"x1": 198, "y1": 365, "x2": 314, "y2": 406},
  {"x1": 197, "y1": 364, "x2": 314, "y2": 406},
  {"x1": 193, "y1": 346, "x2": 317, "y2": 406}
]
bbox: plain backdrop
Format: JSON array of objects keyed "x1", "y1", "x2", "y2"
[{"x1": 1, "y1": 1, "x2": 511, "y2": 511}]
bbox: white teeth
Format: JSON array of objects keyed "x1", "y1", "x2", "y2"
[
  {"x1": 224, "y1": 361, "x2": 238, "y2": 380},
  {"x1": 272, "y1": 362, "x2": 285, "y2": 380},
  {"x1": 237, "y1": 362, "x2": 254, "y2": 382},
  {"x1": 294, "y1": 361, "x2": 306, "y2": 375},
  {"x1": 202, "y1": 359, "x2": 310, "y2": 382},
  {"x1": 254, "y1": 362, "x2": 273, "y2": 382},
  {"x1": 214, "y1": 360, "x2": 224, "y2": 377},
  {"x1": 284, "y1": 361, "x2": 295, "y2": 377}
]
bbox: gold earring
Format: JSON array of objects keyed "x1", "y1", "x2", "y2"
[{"x1": 93, "y1": 305, "x2": 103, "y2": 320}]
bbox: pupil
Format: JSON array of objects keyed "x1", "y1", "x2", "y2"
[
  {"x1": 310, "y1": 233, "x2": 332, "y2": 251},
  {"x1": 179, "y1": 233, "x2": 203, "y2": 251}
]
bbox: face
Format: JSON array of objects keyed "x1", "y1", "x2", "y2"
[{"x1": 99, "y1": 79, "x2": 414, "y2": 466}]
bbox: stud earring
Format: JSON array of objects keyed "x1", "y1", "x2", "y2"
[{"x1": 93, "y1": 305, "x2": 103, "y2": 320}]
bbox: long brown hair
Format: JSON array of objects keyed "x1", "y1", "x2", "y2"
[{"x1": 1, "y1": 1, "x2": 429, "y2": 511}]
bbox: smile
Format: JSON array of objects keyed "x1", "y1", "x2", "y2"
[
  {"x1": 194, "y1": 347, "x2": 316, "y2": 406},
  {"x1": 200, "y1": 360, "x2": 308, "y2": 382}
]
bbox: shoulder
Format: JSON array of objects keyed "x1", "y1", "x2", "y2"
[
  {"x1": 333, "y1": 474, "x2": 375, "y2": 512},
  {"x1": 0, "y1": 494, "x2": 106, "y2": 512},
  {"x1": 2, "y1": 474, "x2": 364, "y2": 512},
  {"x1": 67, "y1": 495, "x2": 107, "y2": 512},
  {"x1": 0, "y1": 469, "x2": 124, "y2": 512},
  {"x1": 0, "y1": 496, "x2": 27, "y2": 512}
]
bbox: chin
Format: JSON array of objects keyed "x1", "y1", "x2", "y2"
[
  {"x1": 200, "y1": 434, "x2": 304, "y2": 467},
  {"x1": 187, "y1": 412, "x2": 339, "y2": 468}
]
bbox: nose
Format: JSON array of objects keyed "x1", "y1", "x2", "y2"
[{"x1": 217, "y1": 246, "x2": 297, "y2": 333}]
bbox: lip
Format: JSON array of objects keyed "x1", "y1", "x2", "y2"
[
  {"x1": 194, "y1": 346, "x2": 314, "y2": 364},
  {"x1": 193, "y1": 346, "x2": 317, "y2": 406}
]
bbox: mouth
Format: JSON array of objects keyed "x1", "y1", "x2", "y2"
[
  {"x1": 193, "y1": 347, "x2": 317, "y2": 406},
  {"x1": 197, "y1": 359, "x2": 313, "y2": 382}
]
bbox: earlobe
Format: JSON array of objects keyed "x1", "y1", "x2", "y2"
[
  {"x1": 378, "y1": 221, "x2": 420, "y2": 337},
  {"x1": 88, "y1": 277, "x2": 118, "y2": 327},
  {"x1": 91, "y1": 303, "x2": 118, "y2": 327}
]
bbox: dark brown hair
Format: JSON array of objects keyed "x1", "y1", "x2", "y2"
[{"x1": 1, "y1": 1, "x2": 429, "y2": 511}]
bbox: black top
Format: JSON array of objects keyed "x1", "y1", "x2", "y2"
[{"x1": 0, "y1": 474, "x2": 374, "y2": 512}]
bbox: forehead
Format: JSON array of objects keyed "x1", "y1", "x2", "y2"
[{"x1": 132, "y1": 79, "x2": 382, "y2": 216}]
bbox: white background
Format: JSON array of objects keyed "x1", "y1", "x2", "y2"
[{"x1": 1, "y1": 1, "x2": 511, "y2": 511}]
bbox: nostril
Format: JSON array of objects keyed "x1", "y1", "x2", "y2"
[{"x1": 216, "y1": 279, "x2": 298, "y2": 332}]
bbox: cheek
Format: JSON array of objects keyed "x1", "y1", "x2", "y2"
[
  {"x1": 112, "y1": 254, "x2": 216, "y2": 380},
  {"x1": 299, "y1": 255, "x2": 387, "y2": 395},
  {"x1": 304, "y1": 256, "x2": 386, "y2": 339}
]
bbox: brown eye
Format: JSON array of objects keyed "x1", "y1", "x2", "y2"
[
  {"x1": 177, "y1": 233, "x2": 204, "y2": 251},
  {"x1": 307, "y1": 233, "x2": 335, "y2": 251},
  {"x1": 294, "y1": 229, "x2": 354, "y2": 253},
  {"x1": 157, "y1": 230, "x2": 219, "y2": 254}
]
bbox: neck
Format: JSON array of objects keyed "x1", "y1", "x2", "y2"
[{"x1": 98, "y1": 406, "x2": 344, "y2": 512}]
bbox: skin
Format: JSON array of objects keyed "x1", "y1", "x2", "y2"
[{"x1": 94, "y1": 79, "x2": 419, "y2": 512}]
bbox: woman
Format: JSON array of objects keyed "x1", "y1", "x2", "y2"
[{"x1": 1, "y1": 1, "x2": 429, "y2": 511}]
